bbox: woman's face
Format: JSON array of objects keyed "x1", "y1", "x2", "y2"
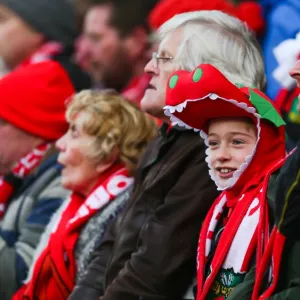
[
  {"x1": 207, "y1": 117, "x2": 257, "y2": 189},
  {"x1": 56, "y1": 112, "x2": 108, "y2": 197}
]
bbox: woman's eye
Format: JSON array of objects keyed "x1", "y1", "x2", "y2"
[
  {"x1": 71, "y1": 130, "x2": 79, "y2": 138},
  {"x1": 69, "y1": 126, "x2": 79, "y2": 138}
]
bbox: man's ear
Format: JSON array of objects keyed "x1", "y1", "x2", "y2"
[{"x1": 123, "y1": 26, "x2": 149, "y2": 60}]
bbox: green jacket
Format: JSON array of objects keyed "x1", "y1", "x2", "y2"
[
  {"x1": 227, "y1": 241, "x2": 300, "y2": 299},
  {"x1": 228, "y1": 146, "x2": 300, "y2": 300}
]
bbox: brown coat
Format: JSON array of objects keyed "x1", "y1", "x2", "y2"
[{"x1": 69, "y1": 124, "x2": 219, "y2": 300}]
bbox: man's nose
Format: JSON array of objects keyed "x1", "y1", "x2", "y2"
[{"x1": 144, "y1": 57, "x2": 158, "y2": 75}]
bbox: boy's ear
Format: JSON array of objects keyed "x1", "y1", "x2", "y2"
[{"x1": 123, "y1": 26, "x2": 149, "y2": 60}]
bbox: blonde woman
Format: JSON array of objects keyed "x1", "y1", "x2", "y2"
[{"x1": 13, "y1": 90, "x2": 158, "y2": 300}]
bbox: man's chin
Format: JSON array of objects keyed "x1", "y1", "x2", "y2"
[
  {"x1": 90, "y1": 71, "x2": 104, "y2": 87},
  {"x1": 140, "y1": 97, "x2": 156, "y2": 115}
]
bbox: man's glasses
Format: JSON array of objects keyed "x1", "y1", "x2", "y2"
[{"x1": 152, "y1": 52, "x2": 173, "y2": 69}]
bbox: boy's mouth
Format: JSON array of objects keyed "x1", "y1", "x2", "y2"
[{"x1": 215, "y1": 167, "x2": 237, "y2": 179}]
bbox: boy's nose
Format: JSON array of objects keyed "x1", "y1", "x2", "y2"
[{"x1": 215, "y1": 147, "x2": 231, "y2": 162}]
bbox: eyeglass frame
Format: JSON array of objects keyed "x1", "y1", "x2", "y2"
[{"x1": 152, "y1": 52, "x2": 173, "y2": 69}]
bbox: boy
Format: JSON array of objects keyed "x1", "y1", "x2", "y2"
[{"x1": 164, "y1": 63, "x2": 287, "y2": 299}]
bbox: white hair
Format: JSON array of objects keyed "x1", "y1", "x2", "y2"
[{"x1": 158, "y1": 10, "x2": 266, "y2": 90}]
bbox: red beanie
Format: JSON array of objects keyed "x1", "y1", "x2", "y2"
[
  {"x1": 149, "y1": 0, "x2": 264, "y2": 36},
  {"x1": 0, "y1": 61, "x2": 75, "y2": 140},
  {"x1": 149, "y1": 0, "x2": 237, "y2": 30},
  {"x1": 236, "y1": 1, "x2": 264, "y2": 36}
]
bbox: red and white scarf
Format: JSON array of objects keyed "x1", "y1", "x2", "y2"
[
  {"x1": 13, "y1": 163, "x2": 133, "y2": 300},
  {"x1": 0, "y1": 143, "x2": 50, "y2": 219},
  {"x1": 162, "y1": 64, "x2": 287, "y2": 300},
  {"x1": 196, "y1": 157, "x2": 286, "y2": 300}
]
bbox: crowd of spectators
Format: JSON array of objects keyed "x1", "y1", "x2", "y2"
[{"x1": 0, "y1": 0, "x2": 299, "y2": 299}]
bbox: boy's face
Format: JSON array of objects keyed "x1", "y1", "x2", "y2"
[{"x1": 207, "y1": 117, "x2": 257, "y2": 189}]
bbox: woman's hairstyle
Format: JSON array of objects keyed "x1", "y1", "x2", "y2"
[
  {"x1": 66, "y1": 90, "x2": 158, "y2": 174},
  {"x1": 158, "y1": 10, "x2": 266, "y2": 91}
]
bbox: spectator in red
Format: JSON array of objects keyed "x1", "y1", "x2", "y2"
[
  {"x1": 75, "y1": 0, "x2": 159, "y2": 104},
  {"x1": 12, "y1": 90, "x2": 158, "y2": 300},
  {"x1": 149, "y1": 0, "x2": 264, "y2": 36},
  {"x1": 0, "y1": 60, "x2": 90, "y2": 300},
  {"x1": 0, "y1": 0, "x2": 82, "y2": 75}
]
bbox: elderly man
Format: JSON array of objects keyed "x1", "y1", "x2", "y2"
[
  {"x1": 0, "y1": 59, "x2": 90, "y2": 300},
  {"x1": 70, "y1": 10, "x2": 265, "y2": 300}
]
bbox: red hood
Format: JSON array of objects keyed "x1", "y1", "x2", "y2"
[{"x1": 164, "y1": 64, "x2": 286, "y2": 196}]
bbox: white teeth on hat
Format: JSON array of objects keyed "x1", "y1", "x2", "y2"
[
  {"x1": 164, "y1": 103, "x2": 192, "y2": 130},
  {"x1": 200, "y1": 130, "x2": 207, "y2": 139},
  {"x1": 168, "y1": 107, "x2": 176, "y2": 114},
  {"x1": 170, "y1": 115, "x2": 178, "y2": 123},
  {"x1": 176, "y1": 101, "x2": 187, "y2": 112},
  {"x1": 239, "y1": 102, "x2": 248, "y2": 109},
  {"x1": 164, "y1": 101, "x2": 187, "y2": 114},
  {"x1": 167, "y1": 113, "x2": 192, "y2": 129},
  {"x1": 177, "y1": 120, "x2": 192, "y2": 129},
  {"x1": 246, "y1": 107, "x2": 256, "y2": 114},
  {"x1": 254, "y1": 113, "x2": 261, "y2": 119},
  {"x1": 209, "y1": 93, "x2": 218, "y2": 100},
  {"x1": 167, "y1": 101, "x2": 188, "y2": 113},
  {"x1": 176, "y1": 105, "x2": 184, "y2": 113}
]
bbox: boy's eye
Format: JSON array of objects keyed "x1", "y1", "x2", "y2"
[
  {"x1": 232, "y1": 139, "x2": 244, "y2": 145},
  {"x1": 208, "y1": 140, "x2": 219, "y2": 147}
]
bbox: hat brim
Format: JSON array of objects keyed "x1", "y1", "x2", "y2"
[{"x1": 164, "y1": 93, "x2": 259, "y2": 134}]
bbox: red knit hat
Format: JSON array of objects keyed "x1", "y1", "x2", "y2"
[
  {"x1": 149, "y1": 0, "x2": 264, "y2": 36},
  {"x1": 0, "y1": 61, "x2": 75, "y2": 140}
]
